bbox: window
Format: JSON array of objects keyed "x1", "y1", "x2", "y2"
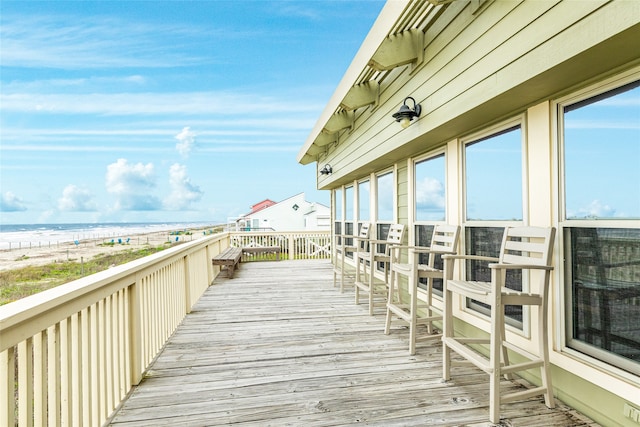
[
  {"x1": 561, "y1": 77, "x2": 640, "y2": 374},
  {"x1": 465, "y1": 126, "x2": 523, "y2": 221},
  {"x1": 377, "y1": 172, "x2": 394, "y2": 222},
  {"x1": 416, "y1": 154, "x2": 445, "y2": 221},
  {"x1": 563, "y1": 81, "x2": 640, "y2": 219},
  {"x1": 358, "y1": 179, "x2": 370, "y2": 222},
  {"x1": 463, "y1": 124, "x2": 525, "y2": 326},
  {"x1": 344, "y1": 186, "x2": 354, "y2": 251},
  {"x1": 414, "y1": 154, "x2": 446, "y2": 292},
  {"x1": 334, "y1": 188, "x2": 342, "y2": 244}
]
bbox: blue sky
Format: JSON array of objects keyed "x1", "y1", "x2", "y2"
[{"x1": 0, "y1": 0, "x2": 385, "y2": 225}]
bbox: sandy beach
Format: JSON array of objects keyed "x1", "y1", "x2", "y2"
[{"x1": 0, "y1": 227, "x2": 216, "y2": 272}]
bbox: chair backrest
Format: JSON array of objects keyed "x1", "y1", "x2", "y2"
[
  {"x1": 430, "y1": 224, "x2": 461, "y2": 254},
  {"x1": 386, "y1": 224, "x2": 406, "y2": 246},
  {"x1": 499, "y1": 226, "x2": 556, "y2": 267},
  {"x1": 358, "y1": 223, "x2": 371, "y2": 239},
  {"x1": 426, "y1": 224, "x2": 461, "y2": 267}
]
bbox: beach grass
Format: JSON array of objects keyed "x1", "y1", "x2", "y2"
[{"x1": 0, "y1": 244, "x2": 172, "y2": 305}]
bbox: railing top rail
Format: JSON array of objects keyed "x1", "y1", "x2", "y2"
[{"x1": 0, "y1": 232, "x2": 230, "y2": 352}]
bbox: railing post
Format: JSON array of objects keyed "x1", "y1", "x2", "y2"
[
  {"x1": 128, "y1": 280, "x2": 142, "y2": 386},
  {"x1": 288, "y1": 235, "x2": 295, "y2": 260}
]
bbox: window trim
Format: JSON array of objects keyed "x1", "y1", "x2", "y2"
[{"x1": 554, "y1": 67, "x2": 640, "y2": 378}]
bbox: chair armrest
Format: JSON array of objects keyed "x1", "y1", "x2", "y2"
[
  {"x1": 441, "y1": 255, "x2": 499, "y2": 262},
  {"x1": 367, "y1": 239, "x2": 389, "y2": 244},
  {"x1": 489, "y1": 263, "x2": 553, "y2": 271}
]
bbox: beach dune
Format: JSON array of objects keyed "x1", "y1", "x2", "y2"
[{"x1": 0, "y1": 227, "x2": 216, "y2": 272}]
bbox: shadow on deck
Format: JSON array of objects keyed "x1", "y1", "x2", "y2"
[{"x1": 110, "y1": 260, "x2": 598, "y2": 426}]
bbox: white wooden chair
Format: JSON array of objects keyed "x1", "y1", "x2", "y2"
[
  {"x1": 354, "y1": 224, "x2": 406, "y2": 315},
  {"x1": 384, "y1": 224, "x2": 460, "y2": 355},
  {"x1": 333, "y1": 223, "x2": 371, "y2": 293},
  {"x1": 441, "y1": 226, "x2": 556, "y2": 424}
]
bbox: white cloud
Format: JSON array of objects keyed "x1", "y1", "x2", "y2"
[
  {"x1": 58, "y1": 184, "x2": 97, "y2": 211},
  {"x1": 164, "y1": 163, "x2": 203, "y2": 210},
  {"x1": 0, "y1": 191, "x2": 27, "y2": 212},
  {"x1": 105, "y1": 158, "x2": 161, "y2": 210},
  {"x1": 570, "y1": 199, "x2": 616, "y2": 219},
  {"x1": 0, "y1": 15, "x2": 208, "y2": 70},
  {"x1": 416, "y1": 177, "x2": 445, "y2": 211},
  {"x1": 175, "y1": 127, "x2": 196, "y2": 157}
]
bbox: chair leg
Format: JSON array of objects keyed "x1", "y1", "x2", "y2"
[
  {"x1": 368, "y1": 261, "x2": 375, "y2": 316},
  {"x1": 384, "y1": 268, "x2": 395, "y2": 335},
  {"x1": 354, "y1": 256, "x2": 361, "y2": 305},
  {"x1": 539, "y1": 303, "x2": 555, "y2": 409},
  {"x1": 409, "y1": 266, "x2": 418, "y2": 355},
  {"x1": 489, "y1": 292, "x2": 502, "y2": 424},
  {"x1": 500, "y1": 307, "x2": 513, "y2": 380},
  {"x1": 442, "y1": 285, "x2": 453, "y2": 381}
]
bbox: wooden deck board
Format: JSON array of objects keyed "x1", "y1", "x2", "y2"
[{"x1": 110, "y1": 260, "x2": 599, "y2": 427}]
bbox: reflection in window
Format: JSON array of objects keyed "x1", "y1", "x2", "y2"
[
  {"x1": 415, "y1": 155, "x2": 445, "y2": 221},
  {"x1": 566, "y1": 228, "x2": 640, "y2": 373},
  {"x1": 377, "y1": 172, "x2": 394, "y2": 222},
  {"x1": 359, "y1": 180, "x2": 370, "y2": 222},
  {"x1": 345, "y1": 186, "x2": 353, "y2": 221},
  {"x1": 465, "y1": 127, "x2": 523, "y2": 221},
  {"x1": 564, "y1": 81, "x2": 640, "y2": 219},
  {"x1": 335, "y1": 188, "x2": 342, "y2": 221}
]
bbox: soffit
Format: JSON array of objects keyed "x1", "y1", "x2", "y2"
[{"x1": 297, "y1": 0, "x2": 449, "y2": 165}]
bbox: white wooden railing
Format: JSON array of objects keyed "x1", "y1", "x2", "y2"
[
  {"x1": 0, "y1": 230, "x2": 329, "y2": 426},
  {"x1": 229, "y1": 231, "x2": 331, "y2": 260}
]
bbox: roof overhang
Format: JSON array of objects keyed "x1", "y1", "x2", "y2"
[{"x1": 297, "y1": 0, "x2": 415, "y2": 165}]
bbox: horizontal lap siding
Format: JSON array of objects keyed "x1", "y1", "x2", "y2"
[{"x1": 324, "y1": 0, "x2": 634, "y2": 184}]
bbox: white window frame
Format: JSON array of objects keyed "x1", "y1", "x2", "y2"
[{"x1": 554, "y1": 66, "x2": 640, "y2": 378}]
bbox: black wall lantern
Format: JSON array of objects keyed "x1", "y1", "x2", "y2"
[
  {"x1": 392, "y1": 96, "x2": 422, "y2": 128},
  {"x1": 320, "y1": 164, "x2": 332, "y2": 175}
]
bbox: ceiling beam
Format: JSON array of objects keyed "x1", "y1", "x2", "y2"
[
  {"x1": 313, "y1": 131, "x2": 338, "y2": 147},
  {"x1": 368, "y1": 28, "x2": 424, "y2": 71},
  {"x1": 323, "y1": 111, "x2": 354, "y2": 133},
  {"x1": 340, "y1": 81, "x2": 380, "y2": 111}
]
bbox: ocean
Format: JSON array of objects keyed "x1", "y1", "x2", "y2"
[{"x1": 0, "y1": 222, "x2": 222, "y2": 250}]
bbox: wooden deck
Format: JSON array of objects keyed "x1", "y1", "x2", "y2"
[{"x1": 109, "y1": 260, "x2": 599, "y2": 427}]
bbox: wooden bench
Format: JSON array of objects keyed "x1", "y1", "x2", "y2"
[
  {"x1": 212, "y1": 247, "x2": 242, "y2": 278},
  {"x1": 242, "y1": 246, "x2": 282, "y2": 261}
]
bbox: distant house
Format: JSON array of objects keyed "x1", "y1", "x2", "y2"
[{"x1": 235, "y1": 193, "x2": 330, "y2": 231}]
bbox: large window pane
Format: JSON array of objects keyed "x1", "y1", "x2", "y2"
[
  {"x1": 566, "y1": 227, "x2": 640, "y2": 373},
  {"x1": 564, "y1": 81, "x2": 640, "y2": 219},
  {"x1": 359, "y1": 180, "x2": 370, "y2": 222},
  {"x1": 345, "y1": 186, "x2": 353, "y2": 221},
  {"x1": 415, "y1": 155, "x2": 445, "y2": 221},
  {"x1": 377, "y1": 172, "x2": 394, "y2": 222},
  {"x1": 465, "y1": 127, "x2": 523, "y2": 221},
  {"x1": 334, "y1": 188, "x2": 342, "y2": 221}
]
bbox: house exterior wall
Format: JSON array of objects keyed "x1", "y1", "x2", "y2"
[
  {"x1": 242, "y1": 193, "x2": 330, "y2": 232},
  {"x1": 302, "y1": 1, "x2": 640, "y2": 426}
]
